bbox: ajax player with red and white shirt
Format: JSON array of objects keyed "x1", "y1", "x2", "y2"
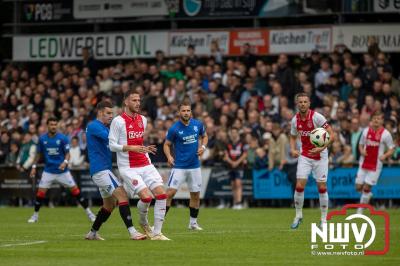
[
  {"x1": 109, "y1": 88, "x2": 170, "y2": 240},
  {"x1": 289, "y1": 93, "x2": 334, "y2": 229},
  {"x1": 356, "y1": 111, "x2": 395, "y2": 214}
]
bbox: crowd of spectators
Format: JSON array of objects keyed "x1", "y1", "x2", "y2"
[{"x1": 1, "y1": 41, "x2": 400, "y2": 177}]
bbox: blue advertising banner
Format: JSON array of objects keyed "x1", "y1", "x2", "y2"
[{"x1": 253, "y1": 167, "x2": 400, "y2": 199}]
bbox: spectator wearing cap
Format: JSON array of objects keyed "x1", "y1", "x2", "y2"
[
  {"x1": 160, "y1": 60, "x2": 184, "y2": 82},
  {"x1": 382, "y1": 64, "x2": 400, "y2": 97}
]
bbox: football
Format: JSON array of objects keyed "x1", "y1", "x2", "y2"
[{"x1": 309, "y1": 128, "x2": 330, "y2": 147}]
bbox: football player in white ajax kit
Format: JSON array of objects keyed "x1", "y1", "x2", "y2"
[
  {"x1": 28, "y1": 117, "x2": 96, "y2": 223},
  {"x1": 356, "y1": 111, "x2": 395, "y2": 214},
  {"x1": 109, "y1": 88, "x2": 170, "y2": 240},
  {"x1": 85, "y1": 101, "x2": 146, "y2": 240},
  {"x1": 289, "y1": 93, "x2": 334, "y2": 229},
  {"x1": 163, "y1": 101, "x2": 208, "y2": 230}
]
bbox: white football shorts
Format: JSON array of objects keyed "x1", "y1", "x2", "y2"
[
  {"x1": 38, "y1": 171, "x2": 77, "y2": 189},
  {"x1": 92, "y1": 169, "x2": 121, "y2": 198},
  {"x1": 119, "y1": 164, "x2": 164, "y2": 196},
  {"x1": 167, "y1": 168, "x2": 202, "y2": 193},
  {"x1": 355, "y1": 168, "x2": 382, "y2": 186},
  {"x1": 296, "y1": 155, "x2": 329, "y2": 183}
]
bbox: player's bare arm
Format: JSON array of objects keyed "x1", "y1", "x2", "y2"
[
  {"x1": 359, "y1": 143, "x2": 367, "y2": 157},
  {"x1": 163, "y1": 139, "x2": 175, "y2": 167},
  {"x1": 379, "y1": 147, "x2": 395, "y2": 162},
  {"x1": 310, "y1": 125, "x2": 334, "y2": 155},
  {"x1": 30, "y1": 153, "x2": 41, "y2": 178},
  {"x1": 289, "y1": 135, "x2": 300, "y2": 158},
  {"x1": 123, "y1": 144, "x2": 157, "y2": 155},
  {"x1": 59, "y1": 152, "x2": 70, "y2": 171},
  {"x1": 197, "y1": 132, "x2": 208, "y2": 156}
]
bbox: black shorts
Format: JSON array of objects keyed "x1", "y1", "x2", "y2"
[{"x1": 229, "y1": 170, "x2": 244, "y2": 181}]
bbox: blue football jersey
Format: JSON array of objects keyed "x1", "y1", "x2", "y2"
[
  {"x1": 38, "y1": 133, "x2": 70, "y2": 174},
  {"x1": 86, "y1": 119, "x2": 112, "y2": 176},
  {"x1": 166, "y1": 118, "x2": 205, "y2": 169}
]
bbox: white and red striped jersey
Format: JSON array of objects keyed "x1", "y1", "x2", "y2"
[
  {"x1": 359, "y1": 127, "x2": 394, "y2": 171},
  {"x1": 109, "y1": 112, "x2": 151, "y2": 169},
  {"x1": 290, "y1": 109, "x2": 329, "y2": 160}
]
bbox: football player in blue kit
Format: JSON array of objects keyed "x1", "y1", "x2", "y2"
[
  {"x1": 85, "y1": 101, "x2": 146, "y2": 240},
  {"x1": 28, "y1": 117, "x2": 95, "y2": 223},
  {"x1": 164, "y1": 101, "x2": 208, "y2": 230}
]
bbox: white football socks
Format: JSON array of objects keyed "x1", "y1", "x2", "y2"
[
  {"x1": 153, "y1": 197, "x2": 166, "y2": 235},
  {"x1": 137, "y1": 199, "x2": 150, "y2": 225},
  {"x1": 319, "y1": 190, "x2": 329, "y2": 222},
  {"x1": 294, "y1": 189, "x2": 304, "y2": 218}
]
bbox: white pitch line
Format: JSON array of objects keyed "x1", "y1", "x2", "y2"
[{"x1": 0, "y1": 240, "x2": 47, "y2": 248}]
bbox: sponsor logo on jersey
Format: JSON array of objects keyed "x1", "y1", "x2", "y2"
[
  {"x1": 182, "y1": 134, "x2": 196, "y2": 144},
  {"x1": 299, "y1": 130, "x2": 312, "y2": 136},
  {"x1": 366, "y1": 139, "x2": 380, "y2": 147},
  {"x1": 128, "y1": 131, "x2": 144, "y2": 139}
]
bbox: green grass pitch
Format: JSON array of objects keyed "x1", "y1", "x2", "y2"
[{"x1": 0, "y1": 207, "x2": 398, "y2": 265}]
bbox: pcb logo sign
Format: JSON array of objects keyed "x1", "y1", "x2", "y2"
[{"x1": 311, "y1": 204, "x2": 390, "y2": 255}]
